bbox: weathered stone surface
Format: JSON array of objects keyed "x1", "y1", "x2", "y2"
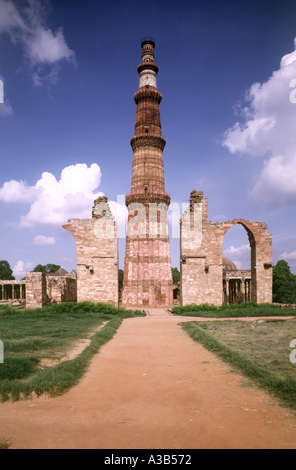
[
  {"x1": 63, "y1": 198, "x2": 118, "y2": 306},
  {"x1": 180, "y1": 191, "x2": 273, "y2": 306},
  {"x1": 25, "y1": 272, "x2": 47, "y2": 308},
  {"x1": 46, "y1": 273, "x2": 77, "y2": 304}
]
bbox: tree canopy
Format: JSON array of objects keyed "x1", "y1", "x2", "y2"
[
  {"x1": 273, "y1": 260, "x2": 296, "y2": 303},
  {"x1": 32, "y1": 264, "x2": 61, "y2": 274},
  {"x1": 0, "y1": 260, "x2": 15, "y2": 280},
  {"x1": 172, "y1": 267, "x2": 180, "y2": 285}
]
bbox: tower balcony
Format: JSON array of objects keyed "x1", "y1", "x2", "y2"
[{"x1": 141, "y1": 36, "x2": 155, "y2": 48}]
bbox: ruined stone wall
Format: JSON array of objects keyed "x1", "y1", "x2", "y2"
[
  {"x1": 46, "y1": 275, "x2": 77, "y2": 304},
  {"x1": 180, "y1": 191, "x2": 223, "y2": 306},
  {"x1": 25, "y1": 272, "x2": 47, "y2": 308},
  {"x1": 180, "y1": 190, "x2": 273, "y2": 306},
  {"x1": 251, "y1": 223, "x2": 273, "y2": 304},
  {"x1": 63, "y1": 197, "x2": 118, "y2": 307}
]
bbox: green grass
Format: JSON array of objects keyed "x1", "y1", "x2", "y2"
[
  {"x1": 182, "y1": 318, "x2": 296, "y2": 411},
  {"x1": 171, "y1": 301, "x2": 296, "y2": 318},
  {"x1": 0, "y1": 437, "x2": 12, "y2": 449},
  {"x1": 0, "y1": 302, "x2": 144, "y2": 402}
]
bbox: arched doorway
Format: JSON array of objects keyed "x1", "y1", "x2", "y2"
[
  {"x1": 222, "y1": 223, "x2": 252, "y2": 304},
  {"x1": 221, "y1": 219, "x2": 272, "y2": 304}
]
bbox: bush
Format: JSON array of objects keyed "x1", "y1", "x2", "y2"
[
  {"x1": 172, "y1": 303, "x2": 219, "y2": 315},
  {"x1": 171, "y1": 301, "x2": 291, "y2": 318},
  {"x1": 0, "y1": 302, "x2": 145, "y2": 317}
]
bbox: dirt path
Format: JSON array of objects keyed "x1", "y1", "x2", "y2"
[{"x1": 1, "y1": 310, "x2": 296, "y2": 449}]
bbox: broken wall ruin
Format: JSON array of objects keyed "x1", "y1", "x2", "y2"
[
  {"x1": 180, "y1": 190, "x2": 273, "y2": 306},
  {"x1": 46, "y1": 273, "x2": 77, "y2": 304},
  {"x1": 63, "y1": 196, "x2": 118, "y2": 307},
  {"x1": 25, "y1": 272, "x2": 47, "y2": 309}
]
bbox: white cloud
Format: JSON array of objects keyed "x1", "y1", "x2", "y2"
[
  {"x1": 279, "y1": 250, "x2": 296, "y2": 260},
  {"x1": 13, "y1": 260, "x2": 34, "y2": 279},
  {"x1": 0, "y1": 179, "x2": 39, "y2": 202},
  {"x1": 0, "y1": 0, "x2": 75, "y2": 86},
  {"x1": 223, "y1": 244, "x2": 250, "y2": 270},
  {"x1": 222, "y1": 38, "x2": 296, "y2": 206},
  {"x1": 25, "y1": 26, "x2": 75, "y2": 65},
  {"x1": 0, "y1": 163, "x2": 104, "y2": 226},
  {"x1": 33, "y1": 235, "x2": 55, "y2": 245},
  {"x1": 224, "y1": 244, "x2": 250, "y2": 256},
  {"x1": 0, "y1": 0, "x2": 26, "y2": 33}
]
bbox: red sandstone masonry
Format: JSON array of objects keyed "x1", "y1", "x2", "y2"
[{"x1": 122, "y1": 38, "x2": 173, "y2": 307}]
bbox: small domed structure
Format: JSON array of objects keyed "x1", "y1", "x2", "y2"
[{"x1": 222, "y1": 257, "x2": 237, "y2": 271}]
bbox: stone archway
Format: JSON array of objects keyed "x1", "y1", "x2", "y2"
[
  {"x1": 180, "y1": 191, "x2": 273, "y2": 306},
  {"x1": 221, "y1": 219, "x2": 272, "y2": 304}
]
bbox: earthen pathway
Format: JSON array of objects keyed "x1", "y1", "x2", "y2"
[{"x1": 1, "y1": 309, "x2": 296, "y2": 449}]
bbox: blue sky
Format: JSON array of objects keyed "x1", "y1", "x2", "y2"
[{"x1": 1, "y1": 0, "x2": 296, "y2": 278}]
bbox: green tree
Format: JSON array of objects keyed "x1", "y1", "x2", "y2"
[
  {"x1": 172, "y1": 267, "x2": 180, "y2": 285},
  {"x1": 32, "y1": 264, "x2": 61, "y2": 274},
  {"x1": 0, "y1": 260, "x2": 15, "y2": 280},
  {"x1": 118, "y1": 269, "x2": 124, "y2": 299},
  {"x1": 273, "y1": 260, "x2": 296, "y2": 303}
]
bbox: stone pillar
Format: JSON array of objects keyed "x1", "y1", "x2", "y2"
[
  {"x1": 25, "y1": 273, "x2": 47, "y2": 309},
  {"x1": 241, "y1": 278, "x2": 245, "y2": 303},
  {"x1": 225, "y1": 279, "x2": 229, "y2": 304}
]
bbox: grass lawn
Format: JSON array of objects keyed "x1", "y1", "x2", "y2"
[
  {"x1": 0, "y1": 302, "x2": 144, "y2": 402},
  {"x1": 182, "y1": 318, "x2": 296, "y2": 411},
  {"x1": 172, "y1": 301, "x2": 296, "y2": 318}
]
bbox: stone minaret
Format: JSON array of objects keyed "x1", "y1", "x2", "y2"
[{"x1": 122, "y1": 37, "x2": 173, "y2": 307}]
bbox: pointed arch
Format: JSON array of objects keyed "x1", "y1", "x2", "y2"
[{"x1": 221, "y1": 219, "x2": 272, "y2": 303}]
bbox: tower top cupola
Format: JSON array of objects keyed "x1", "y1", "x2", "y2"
[
  {"x1": 141, "y1": 35, "x2": 155, "y2": 48},
  {"x1": 138, "y1": 36, "x2": 158, "y2": 89}
]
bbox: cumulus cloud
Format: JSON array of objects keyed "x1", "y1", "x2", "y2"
[
  {"x1": 279, "y1": 250, "x2": 296, "y2": 260},
  {"x1": 13, "y1": 260, "x2": 34, "y2": 279},
  {"x1": 26, "y1": 25, "x2": 75, "y2": 65},
  {"x1": 0, "y1": 179, "x2": 39, "y2": 202},
  {"x1": 223, "y1": 244, "x2": 251, "y2": 270},
  {"x1": 33, "y1": 235, "x2": 55, "y2": 245},
  {"x1": 0, "y1": 163, "x2": 104, "y2": 226},
  {"x1": 0, "y1": 0, "x2": 75, "y2": 87},
  {"x1": 222, "y1": 38, "x2": 296, "y2": 206}
]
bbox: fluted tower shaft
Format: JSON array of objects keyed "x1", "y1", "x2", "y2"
[{"x1": 122, "y1": 37, "x2": 173, "y2": 307}]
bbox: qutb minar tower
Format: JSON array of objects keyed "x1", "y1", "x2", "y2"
[{"x1": 122, "y1": 37, "x2": 174, "y2": 307}]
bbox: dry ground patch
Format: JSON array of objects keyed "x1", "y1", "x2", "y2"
[{"x1": 182, "y1": 317, "x2": 296, "y2": 411}]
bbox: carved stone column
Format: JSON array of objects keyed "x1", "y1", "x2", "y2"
[
  {"x1": 226, "y1": 279, "x2": 229, "y2": 304},
  {"x1": 241, "y1": 278, "x2": 245, "y2": 303}
]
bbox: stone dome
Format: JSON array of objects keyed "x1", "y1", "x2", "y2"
[{"x1": 222, "y1": 257, "x2": 237, "y2": 271}]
